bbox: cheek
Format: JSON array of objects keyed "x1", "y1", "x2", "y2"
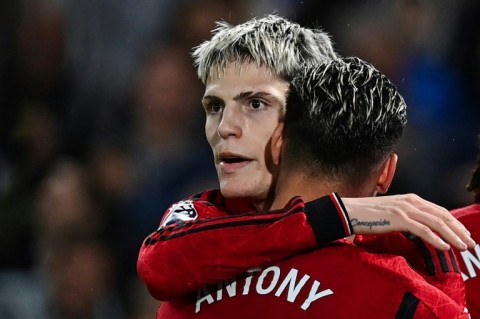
[
  {"x1": 205, "y1": 118, "x2": 217, "y2": 149},
  {"x1": 254, "y1": 120, "x2": 279, "y2": 153}
]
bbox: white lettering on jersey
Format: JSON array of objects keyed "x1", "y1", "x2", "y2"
[
  {"x1": 216, "y1": 279, "x2": 237, "y2": 301},
  {"x1": 464, "y1": 307, "x2": 472, "y2": 318},
  {"x1": 196, "y1": 288, "x2": 214, "y2": 313},
  {"x1": 301, "y1": 280, "x2": 334, "y2": 310},
  {"x1": 256, "y1": 266, "x2": 281, "y2": 294},
  {"x1": 274, "y1": 268, "x2": 310, "y2": 303},
  {"x1": 460, "y1": 244, "x2": 480, "y2": 281},
  {"x1": 195, "y1": 266, "x2": 334, "y2": 313},
  {"x1": 243, "y1": 268, "x2": 261, "y2": 295}
]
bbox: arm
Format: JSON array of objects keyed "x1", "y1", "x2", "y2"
[
  {"x1": 137, "y1": 191, "x2": 474, "y2": 301},
  {"x1": 342, "y1": 194, "x2": 474, "y2": 251},
  {"x1": 137, "y1": 192, "x2": 350, "y2": 301}
]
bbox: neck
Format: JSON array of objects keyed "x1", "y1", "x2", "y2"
[
  {"x1": 271, "y1": 172, "x2": 330, "y2": 209},
  {"x1": 271, "y1": 169, "x2": 375, "y2": 209},
  {"x1": 225, "y1": 188, "x2": 276, "y2": 214}
]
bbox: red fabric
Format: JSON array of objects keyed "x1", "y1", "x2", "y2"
[
  {"x1": 137, "y1": 189, "x2": 468, "y2": 317},
  {"x1": 137, "y1": 191, "x2": 319, "y2": 301},
  {"x1": 452, "y1": 203, "x2": 480, "y2": 318},
  {"x1": 354, "y1": 233, "x2": 467, "y2": 309},
  {"x1": 157, "y1": 240, "x2": 468, "y2": 319}
]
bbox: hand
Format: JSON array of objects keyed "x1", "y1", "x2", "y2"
[{"x1": 342, "y1": 193, "x2": 475, "y2": 251}]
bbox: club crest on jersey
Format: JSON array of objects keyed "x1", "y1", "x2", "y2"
[{"x1": 160, "y1": 200, "x2": 198, "y2": 227}]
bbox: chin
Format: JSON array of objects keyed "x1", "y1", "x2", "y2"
[
  {"x1": 219, "y1": 186, "x2": 248, "y2": 199},
  {"x1": 219, "y1": 181, "x2": 253, "y2": 199},
  {"x1": 220, "y1": 179, "x2": 271, "y2": 202}
]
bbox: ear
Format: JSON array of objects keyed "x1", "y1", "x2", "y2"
[
  {"x1": 271, "y1": 122, "x2": 284, "y2": 166},
  {"x1": 375, "y1": 153, "x2": 398, "y2": 194}
]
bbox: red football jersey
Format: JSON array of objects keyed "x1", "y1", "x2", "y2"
[
  {"x1": 452, "y1": 203, "x2": 480, "y2": 318},
  {"x1": 157, "y1": 240, "x2": 468, "y2": 319},
  {"x1": 137, "y1": 189, "x2": 468, "y2": 317},
  {"x1": 137, "y1": 190, "x2": 352, "y2": 300},
  {"x1": 354, "y1": 232, "x2": 467, "y2": 312}
]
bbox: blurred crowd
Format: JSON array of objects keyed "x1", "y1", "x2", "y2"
[{"x1": 0, "y1": 0, "x2": 479, "y2": 318}]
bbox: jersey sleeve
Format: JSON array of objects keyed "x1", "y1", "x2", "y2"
[
  {"x1": 352, "y1": 242, "x2": 468, "y2": 319},
  {"x1": 354, "y1": 232, "x2": 467, "y2": 310},
  {"x1": 402, "y1": 292, "x2": 470, "y2": 319},
  {"x1": 137, "y1": 191, "x2": 352, "y2": 301}
]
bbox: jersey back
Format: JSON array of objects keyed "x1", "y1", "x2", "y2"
[{"x1": 158, "y1": 241, "x2": 466, "y2": 319}]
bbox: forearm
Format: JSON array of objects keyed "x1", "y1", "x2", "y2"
[{"x1": 137, "y1": 194, "x2": 351, "y2": 300}]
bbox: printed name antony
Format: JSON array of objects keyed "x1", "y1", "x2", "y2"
[{"x1": 195, "y1": 266, "x2": 334, "y2": 313}]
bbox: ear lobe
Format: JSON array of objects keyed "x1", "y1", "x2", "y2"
[
  {"x1": 271, "y1": 122, "x2": 284, "y2": 165},
  {"x1": 376, "y1": 153, "x2": 398, "y2": 194}
]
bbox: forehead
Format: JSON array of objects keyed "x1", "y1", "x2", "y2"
[{"x1": 204, "y1": 62, "x2": 289, "y2": 99}]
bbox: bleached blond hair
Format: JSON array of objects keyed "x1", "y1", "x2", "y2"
[
  {"x1": 192, "y1": 14, "x2": 339, "y2": 84},
  {"x1": 284, "y1": 57, "x2": 407, "y2": 183}
]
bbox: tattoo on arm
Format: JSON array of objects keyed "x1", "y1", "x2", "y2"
[{"x1": 350, "y1": 218, "x2": 391, "y2": 230}]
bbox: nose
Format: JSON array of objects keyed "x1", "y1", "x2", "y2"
[{"x1": 217, "y1": 104, "x2": 242, "y2": 139}]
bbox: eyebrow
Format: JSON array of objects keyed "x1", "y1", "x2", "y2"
[
  {"x1": 234, "y1": 91, "x2": 281, "y2": 102},
  {"x1": 202, "y1": 95, "x2": 220, "y2": 104},
  {"x1": 202, "y1": 91, "x2": 284, "y2": 105}
]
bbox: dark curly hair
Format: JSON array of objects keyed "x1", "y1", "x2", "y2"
[{"x1": 283, "y1": 57, "x2": 407, "y2": 185}]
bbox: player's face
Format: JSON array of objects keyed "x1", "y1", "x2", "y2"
[{"x1": 203, "y1": 62, "x2": 288, "y2": 207}]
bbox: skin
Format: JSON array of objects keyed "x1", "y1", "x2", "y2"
[
  {"x1": 203, "y1": 62, "x2": 288, "y2": 211},
  {"x1": 202, "y1": 61, "x2": 474, "y2": 250}
]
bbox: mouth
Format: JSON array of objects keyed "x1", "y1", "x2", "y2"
[
  {"x1": 221, "y1": 156, "x2": 247, "y2": 164},
  {"x1": 217, "y1": 152, "x2": 253, "y2": 172},
  {"x1": 219, "y1": 152, "x2": 251, "y2": 163}
]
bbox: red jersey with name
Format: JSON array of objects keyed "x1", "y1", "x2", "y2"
[
  {"x1": 452, "y1": 203, "x2": 480, "y2": 318},
  {"x1": 138, "y1": 190, "x2": 352, "y2": 300},
  {"x1": 157, "y1": 240, "x2": 467, "y2": 319},
  {"x1": 137, "y1": 189, "x2": 467, "y2": 317}
]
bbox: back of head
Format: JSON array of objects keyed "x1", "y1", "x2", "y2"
[
  {"x1": 467, "y1": 134, "x2": 480, "y2": 203},
  {"x1": 192, "y1": 14, "x2": 339, "y2": 83},
  {"x1": 283, "y1": 57, "x2": 407, "y2": 186}
]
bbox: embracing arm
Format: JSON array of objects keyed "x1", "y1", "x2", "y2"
[
  {"x1": 137, "y1": 191, "x2": 474, "y2": 301},
  {"x1": 137, "y1": 192, "x2": 350, "y2": 301},
  {"x1": 343, "y1": 193, "x2": 474, "y2": 251}
]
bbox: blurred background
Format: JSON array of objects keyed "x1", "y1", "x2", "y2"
[{"x1": 0, "y1": 0, "x2": 479, "y2": 318}]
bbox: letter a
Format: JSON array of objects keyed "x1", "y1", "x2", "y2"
[{"x1": 196, "y1": 288, "x2": 214, "y2": 313}]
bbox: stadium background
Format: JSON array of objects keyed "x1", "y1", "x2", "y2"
[{"x1": 0, "y1": 0, "x2": 479, "y2": 318}]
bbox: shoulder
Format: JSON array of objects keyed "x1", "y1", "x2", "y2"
[
  {"x1": 289, "y1": 240, "x2": 420, "y2": 281},
  {"x1": 161, "y1": 189, "x2": 225, "y2": 227},
  {"x1": 277, "y1": 241, "x2": 457, "y2": 314},
  {"x1": 291, "y1": 241, "x2": 464, "y2": 314}
]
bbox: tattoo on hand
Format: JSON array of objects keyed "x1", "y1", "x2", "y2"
[{"x1": 351, "y1": 218, "x2": 390, "y2": 230}]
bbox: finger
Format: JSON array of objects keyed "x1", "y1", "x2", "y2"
[
  {"x1": 402, "y1": 219, "x2": 451, "y2": 251},
  {"x1": 438, "y1": 213, "x2": 475, "y2": 248},
  {"x1": 413, "y1": 195, "x2": 472, "y2": 236},
  {"x1": 407, "y1": 196, "x2": 475, "y2": 248},
  {"x1": 409, "y1": 209, "x2": 469, "y2": 251}
]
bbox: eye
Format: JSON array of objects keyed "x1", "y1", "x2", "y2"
[
  {"x1": 248, "y1": 99, "x2": 267, "y2": 111},
  {"x1": 211, "y1": 102, "x2": 222, "y2": 113},
  {"x1": 204, "y1": 101, "x2": 223, "y2": 114}
]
